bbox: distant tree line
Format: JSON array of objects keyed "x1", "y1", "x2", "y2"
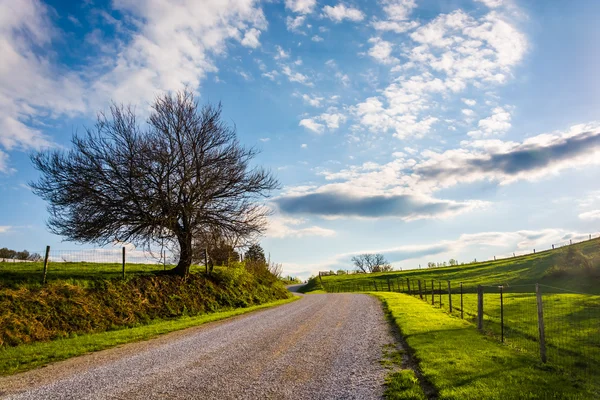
[{"x1": 0, "y1": 248, "x2": 42, "y2": 261}]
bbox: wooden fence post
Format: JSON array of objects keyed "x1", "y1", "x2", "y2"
[
  {"x1": 477, "y1": 285, "x2": 484, "y2": 330},
  {"x1": 447, "y1": 280, "x2": 452, "y2": 313},
  {"x1": 204, "y1": 248, "x2": 209, "y2": 274},
  {"x1": 387, "y1": 278, "x2": 391, "y2": 292},
  {"x1": 536, "y1": 283, "x2": 547, "y2": 363},
  {"x1": 460, "y1": 282, "x2": 463, "y2": 319},
  {"x1": 424, "y1": 280, "x2": 427, "y2": 302},
  {"x1": 431, "y1": 279, "x2": 434, "y2": 305},
  {"x1": 42, "y1": 245, "x2": 50, "y2": 284},
  {"x1": 122, "y1": 247, "x2": 126, "y2": 279},
  {"x1": 163, "y1": 250, "x2": 166, "y2": 271},
  {"x1": 417, "y1": 280, "x2": 423, "y2": 299},
  {"x1": 500, "y1": 285, "x2": 504, "y2": 343},
  {"x1": 438, "y1": 281, "x2": 442, "y2": 307},
  {"x1": 407, "y1": 278, "x2": 411, "y2": 295}
]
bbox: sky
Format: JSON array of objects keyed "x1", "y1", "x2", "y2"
[{"x1": 1, "y1": 0, "x2": 600, "y2": 278}]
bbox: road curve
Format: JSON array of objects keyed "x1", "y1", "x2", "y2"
[{"x1": 0, "y1": 294, "x2": 396, "y2": 400}]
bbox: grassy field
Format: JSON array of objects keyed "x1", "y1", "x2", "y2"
[
  {"x1": 0, "y1": 261, "x2": 209, "y2": 288},
  {"x1": 0, "y1": 296, "x2": 299, "y2": 375},
  {"x1": 306, "y1": 239, "x2": 600, "y2": 395},
  {"x1": 319, "y1": 237, "x2": 600, "y2": 294},
  {"x1": 376, "y1": 292, "x2": 597, "y2": 399}
]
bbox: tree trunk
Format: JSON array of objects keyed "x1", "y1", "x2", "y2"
[{"x1": 172, "y1": 234, "x2": 192, "y2": 276}]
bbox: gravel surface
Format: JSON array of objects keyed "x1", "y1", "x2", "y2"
[{"x1": 0, "y1": 294, "x2": 396, "y2": 400}]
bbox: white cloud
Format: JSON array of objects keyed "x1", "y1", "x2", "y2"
[
  {"x1": 336, "y1": 72, "x2": 350, "y2": 86},
  {"x1": 281, "y1": 65, "x2": 312, "y2": 85},
  {"x1": 463, "y1": 98, "x2": 477, "y2": 106},
  {"x1": 266, "y1": 215, "x2": 335, "y2": 238},
  {"x1": 262, "y1": 70, "x2": 279, "y2": 80},
  {"x1": 311, "y1": 35, "x2": 324, "y2": 42},
  {"x1": 372, "y1": 20, "x2": 419, "y2": 33},
  {"x1": 462, "y1": 109, "x2": 475, "y2": 117},
  {"x1": 380, "y1": 0, "x2": 417, "y2": 21},
  {"x1": 579, "y1": 210, "x2": 600, "y2": 220},
  {"x1": 285, "y1": 0, "x2": 317, "y2": 14},
  {"x1": 302, "y1": 94, "x2": 324, "y2": 107},
  {"x1": 259, "y1": 137, "x2": 270, "y2": 142},
  {"x1": 0, "y1": 226, "x2": 10, "y2": 234},
  {"x1": 275, "y1": 45, "x2": 290, "y2": 60},
  {"x1": 301, "y1": 143, "x2": 308, "y2": 148},
  {"x1": 0, "y1": 0, "x2": 84, "y2": 151},
  {"x1": 300, "y1": 112, "x2": 347, "y2": 132},
  {"x1": 91, "y1": 0, "x2": 268, "y2": 108},
  {"x1": 0, "y1": 150, "x2": 8, "y2": 173},
  {"x1": 475, "y1": 0, "x2": 504, "y2": 8},
  {"x1": 368, "y1": 37, "x2": 398, "y2": 64},
  {"x1": 299, "y1": 118, "x2": 325, "y2": 133},
  {"x1": 469, "y1": 106, "x2": 511, "y2": 137},
  {"x1": 319, "y1": 113, "x2": 347, "y2": 129},
  {"x1": 353, "y1": 10, "x2": 527, "y2": 139},
  {"x1": 372, "y1": 0, "x2": 419, "y2": 33},
  {"x1": 286, "y1": 15, "x2": 306, "y2": 32},
  {"x1": 416, "y1": 122, "x2": 600, "y2": 188},
  {"x1": 322, "y1": 4, "x2": 365, "y2": 23},
  {"x1": 241, "y1": 28, "x2": 262, "y2": 48}
]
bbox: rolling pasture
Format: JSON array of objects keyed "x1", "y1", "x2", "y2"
[{"x1": 314, "y1": 238, "x2": 600, "y2": 397}]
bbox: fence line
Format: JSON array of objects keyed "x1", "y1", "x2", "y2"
[
  {"x1": 323, "y1": 278, "x2": 600, "y2": 384},
  {"x1": 0, "y1": 246, "x2": 174, "y2": 284}
]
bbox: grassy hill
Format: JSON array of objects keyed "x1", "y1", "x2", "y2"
[
  {"x1": 319, "y1": 237, "x2": 600, "y2": 294},
  {"x1": 310, "y1": 238, "x2": 600, "y2": 396}
]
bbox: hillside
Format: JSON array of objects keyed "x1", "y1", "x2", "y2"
[{"x1": 319, "y1": 237, "x2": 600, "y2": 294}]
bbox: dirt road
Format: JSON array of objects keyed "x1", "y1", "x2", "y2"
[{"x1": 0, "y1": 293, "x2": 396, "y2": 399}]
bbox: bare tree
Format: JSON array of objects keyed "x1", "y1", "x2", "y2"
[
  {"x1": 351, "y1": 253, "x2": 392, "y2": 273},
  {"x1": 268, "y1": 262, "x2": 283, "y2": 279},
  {"x1": 30, "y1": 89, "x2": 279, "y2": 276}
]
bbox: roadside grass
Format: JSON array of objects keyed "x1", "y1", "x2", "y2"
[
  {"x1": 320, "y1": 238, "x2": 600, "y2": 294},
  {"x1": 0, "y1": 296, "x2": 299, "y2": 376},
  {"x1": 385, "y1": 370, "x2": 427, "y2": 400},
  {"x1": 297, "y1": 277, "x2": 326, "y2": 294},
  {"x1": 375, "y1": 292, "x2": 596, "y2": 399},
  {"x1": 381, "y1": 343, "x2": 427, "y2": 400}
]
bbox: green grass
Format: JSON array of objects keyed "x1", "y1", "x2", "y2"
[
  {"x1": 451, "y1": 292, "x2": 600, "y2": 377},
  {"x1": 0, "y1": 296, "x2": 299, "y2": 376},
  {"x1": 375, "y1": 292, "x2": 597, "y2": 399},
  {"x1": 0, "y1": 261, "x2": 209, "y2": 288},
  {"x1": 297, "y1": 277, "x2": 326, "y2": 294},
  {"x1": 385, "y1": 370, "x2": 427, "y2": 400},
  {"x1": 381, "y1": 343, "x2": 427, "y2": 400},
  {"x1": 320, "y1": 238, "x2": 600, "y2": 294}
]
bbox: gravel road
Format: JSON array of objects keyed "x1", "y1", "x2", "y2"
[{"x1": 0, "y1": 293, "x2": 396, "y2": 400}]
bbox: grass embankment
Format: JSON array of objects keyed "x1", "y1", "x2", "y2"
[
  {"x1": 319, "y1": 238, "x2": 600, "y2": 294},
  {"x1": 1, "y1": 265, "x2": 291, "y2": 347},
  {"x1": 0, "y1": 296, "x2": 299, "y2": 376},
  {"x1": 297, "y1": 276, "x2": 326, "y2": 294},
  {"x1": 376, "y1": 292, "x2": 596, "y2": 399}
]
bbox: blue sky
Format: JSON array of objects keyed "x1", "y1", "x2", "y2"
[{"x1": 1, "y1": 0, "x2": 600, "y2": 278}]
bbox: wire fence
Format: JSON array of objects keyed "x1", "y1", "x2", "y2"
[
  {"x1": 0, "y1": 246, "x2": 174, "y2": 285},
  {"x1": 323, "y1": 278, "x2": 600, "y2": 386}
]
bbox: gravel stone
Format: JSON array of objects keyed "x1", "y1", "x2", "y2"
[{"x1": 1, "y1": 293, "x2": 396, "y2": 400}]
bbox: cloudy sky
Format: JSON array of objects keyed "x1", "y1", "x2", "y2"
[{"x1": 1, "y1": 0, "x2": 600, "y2": 278}]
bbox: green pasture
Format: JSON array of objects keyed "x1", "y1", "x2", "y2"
[{"x1": 376, "y1": 292, "x2": 597, "y2": 399}]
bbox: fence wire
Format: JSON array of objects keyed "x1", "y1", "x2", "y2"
[
  {"x1": 322, "y1": 278, "x2": 600, "y2": 388},
  {"x1": 0, "y1": 248, "x2": 171, "y2": 285}
]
